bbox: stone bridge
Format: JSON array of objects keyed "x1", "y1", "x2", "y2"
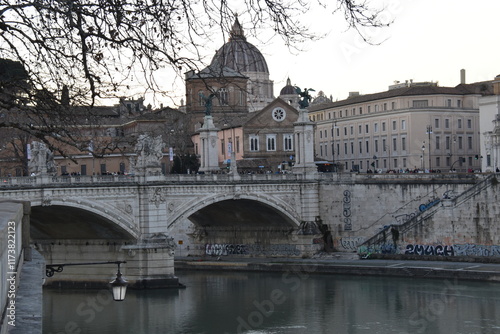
[
  {"x1": 0, "y1": 173, "x2": 323, "y2": 287},
  {"x1": 2, "y1": 172, "x2": 498, "y2": 287}
]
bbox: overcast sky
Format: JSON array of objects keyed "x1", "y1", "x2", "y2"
[
  {"x1": 264, "y1": 0, "x2": 499, "y2": 101},
  {"x1": 149, "y1": 0, "x2": 500, "y2": 108}
]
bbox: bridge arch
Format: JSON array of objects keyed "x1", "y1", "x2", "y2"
[
  {"x1": 30, "y1": 199, "x2": 139, "y2": 240},
  {"x1": 168, "y1": 193, "x2": 301, "y2": 230}
]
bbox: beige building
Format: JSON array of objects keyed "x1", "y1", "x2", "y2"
[
  {"x1": 479, "y1": 75, "x2": 500, "y2": 172},
  {"x1": 308, "y1": 81, "x2": 485, "y2": 172}
]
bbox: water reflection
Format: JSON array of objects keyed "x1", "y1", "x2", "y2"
[{"x1": 44, "y1": 270, "x2": 500, "y2": 334}]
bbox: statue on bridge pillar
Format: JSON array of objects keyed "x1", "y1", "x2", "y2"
[
  {"x1": 295, "y1": 86, "x2": 315, "y2": 109},
  {"x1": 28, "y1": 141, "x2": 56, "y2": 176},
  {"x1": 292, "y1": 86, "x2": 317, "y2": 177},
  {"x1": 132, "y1": 134, "x2": 164, "y2": 176}
]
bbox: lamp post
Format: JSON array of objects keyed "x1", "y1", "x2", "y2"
[
  {"x1": 332, "y1": 120, "x2": 338, "y2": 171},
  {"x1": 421, "y1": 143, "x2": 425, "y2": 170},
  {"x1": 46, "y1": 261, "x2": 128, "y2": 301},
  {"x1": 426, "y1": 125, "x2": 432, "y2": 171},
  {"x1": 383, "y1": 144, "x2": 391, "y2": 171}
]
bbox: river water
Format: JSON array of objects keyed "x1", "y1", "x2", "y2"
[{"x1": 43, "y1": 269, "x2": 500, "y2": 334}]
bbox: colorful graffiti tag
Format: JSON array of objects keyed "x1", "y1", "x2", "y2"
[{"x1": 205, "y1": 243, "x2": 301, "y2": 257}]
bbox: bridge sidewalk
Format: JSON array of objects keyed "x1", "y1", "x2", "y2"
[{"x1": 174, "y1": 253, "x2": 500, "y2": 282}]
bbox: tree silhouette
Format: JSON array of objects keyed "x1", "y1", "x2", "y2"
[{"x1": 0, "y1": 0, "x2": 389, "y2": 155}]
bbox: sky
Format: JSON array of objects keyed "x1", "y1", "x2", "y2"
[
  {"x1": 264, "y1": 0, "x2": 500, "y2": 101},
  {"x1": 151, "y1": 0, "x2": 500, "y2": 108}
]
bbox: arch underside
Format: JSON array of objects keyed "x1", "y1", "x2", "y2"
[
  {"x1": 31, "y1": 205, "x2": 135, "y2": 240},
  {"x1": 188, "y1": 199, "x2": 296, "y2": 230}
]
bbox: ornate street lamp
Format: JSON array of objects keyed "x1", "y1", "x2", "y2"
[
  {"x1": 109, "y1": 262, "x2": 128, "y2": 301},
  {"x1": 46, "y1": 261, "x2": 128, "y2": 301}
]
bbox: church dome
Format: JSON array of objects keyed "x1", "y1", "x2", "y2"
[
  {"x1": 280, "y1": 77, "x2": 296, "y2": 95},
  {"x1": 210, "y1": 18, "x2": 269, "y2": 74}
]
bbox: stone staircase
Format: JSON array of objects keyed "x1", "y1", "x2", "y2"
[{"x1": 359, "y1": 173, "x2": 498, "y2": 253}]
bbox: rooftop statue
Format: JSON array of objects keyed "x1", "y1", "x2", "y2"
[{"x1": 295, "y1": 86, "x2": 315, "y2": 109}]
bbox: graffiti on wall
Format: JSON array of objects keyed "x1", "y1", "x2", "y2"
[
  {"x1": 358, "y1": 243, "x2": 398, "y2": 255},
  {"x1": 405, "y1": 244, "x2": 454, "y2": 256},
  {"x1": 454, "y1": 244, "x2": 500, "y2": 257},
  {"x1": 418, "y1": 198, "x2": 440, "y2": 212},
  {"x1": 205, "y1": 243, "x2": 301, "y2": 257},
  {"x1": 342, "y1": 190, "x2": 352, "y2": 231},
  {"x1": 360, "y1": 243, "x2": 500, "y2": 258},
  {"x1": 339, "y1": 237, "x2": 364, "y2": 251}
]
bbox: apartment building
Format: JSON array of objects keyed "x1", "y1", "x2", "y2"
[{"x1": 308, "y1": 81, "x2": 484, "y2": 172}]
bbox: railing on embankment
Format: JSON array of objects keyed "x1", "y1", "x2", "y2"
[{"x1": 358, "y1": 173, "x2": 498, "y2": 255}]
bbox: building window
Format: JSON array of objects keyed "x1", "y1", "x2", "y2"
[
  {"x1": 413, "y1": 100, "x2": 428, "y2": 108},
  {"x1": 435, "y1": 118, "x2": 440, "y2": 128},
  {"x1": 383, "y1": 103, "x2": 387, "y2": 111},
  {"x1": 250, "y1": 135, "x2": 259, "y2": 151},
  {"x1": 344, "y1": 127, "x2": 347, "y2": 136},
  {"x1": 350, "y1": 126, "x2": 354, "y2": 135},
  {"x1": 382, "y1": 139, "x2": 387, "y2": 151},
  {"x1": 468, "y1": 136, "x2": 473, "y2": 150},
  {"x1": 391, "y1": 102, "x2": 396, "y2": 110},
  {"x1": 198, "y1": 90, "x2": 205, "y2": 106},
  {"x1": 375, "y1": 139, "x2": 379, "y2": 153},
  {"x1": 350, "y1": 142, "x2": 354, "y2": 154},
  {"x1": 365, "y1": 140, "x2": 369, "y2": 153},
  {"x1": 458, "y1": 119, "x2": 462, "y2": 129},
  {"x1": 219, "y1": 88, "x2": 228, "y2": 105},
  {"x1": 359, "y1": 141, "x2": 362, "y2": 154},
  {"x1": 447, "y1": 99, "x2": 452, "y2": 107},
  {"x1": 368, "y1": 106, "x2": 371, "y2": 113},
  {"x1": 435, "y1": 136, "x2": 440, "y2": 150},
  {"x1": 358, "y1": 125, "x2": 362, "y2": 134},
  {"x1": 445, "y1": 119, "x2": 450, "y2": 128},
  {"x1": 365, "y1": 124, "x2": 369, "y2": 133},
  {"x1": 467, "y1": 119, "x2": 472, "y2": 129},
  {"x1": 392, "y1": 120, "x2": 396, "y2": 131},
  {"x1": 266, "y1": 135, "x2": 276, "y2": 151},
  {"x1": 402, "y1": 137, "x2": 406, "y2": 151},
  {"x1": 359, "y1": 107, "x2": 363, "y2": 114},
  {"x1": 458, "y1": 136, "x2": 463, "y2": 150},
  {"x1": 374, "y1": 105, "x2": 379, "y2": 112},
  {"x1": 436, "y1": 157, "x2": 440, "y2": 167},
  {"x1": 403, "y1": 158, "x2": 407, "y2": 168},
  {"x1": 392, "y1": 137, "x2": 397, "y2": 152},
  {"x1": 283, "y1": 134, "x2": 293, "y2": 151},
  {"x1": 374, "y1": 123, "x2": 378, "y2": 133},
  {"x1": 221, "y1": 139, "x2": 225, "y2": 154},
  {"x1": 445, "y1": 136, "x2": 450, "y2": 150},
  {"x1": 401, "y1": 120, "x2": 406, "y2": 130},
  {"x1": 457, "y1": 100, "x2": 461, "y2": 108},
  {"x1": 382, "y1": 122, "x2": 386, "y2": 132},
  {"x1": 344, "y1": 143, "x2": 348, "y2": 154}
]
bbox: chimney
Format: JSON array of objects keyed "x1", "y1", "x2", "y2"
[{"x1": 460, "y1": 69, "x2": 466, "y2": 84}]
